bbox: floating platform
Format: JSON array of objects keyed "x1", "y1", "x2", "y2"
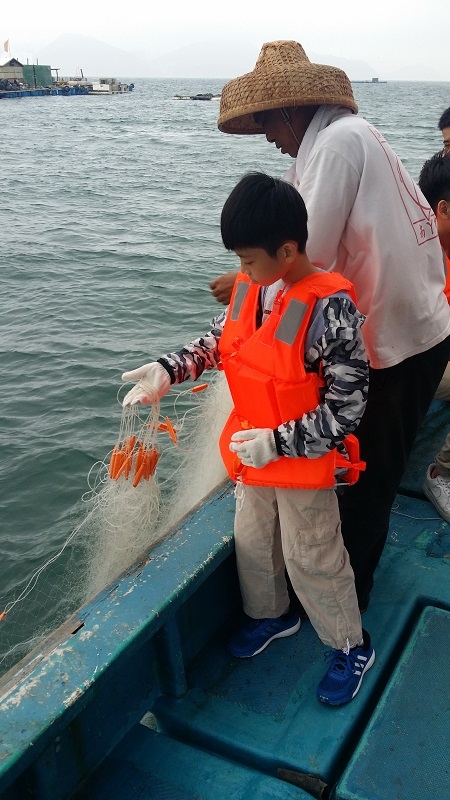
[
  {"x1": 352, "y1": 78, "x2": 387, "y2": 84},
  {"x1": 0, "y1": 82, "x2": 134, "y2": 99},
  {"x1": 173, "y1": 93, "x2": 221, "y2": 101},
  {"x1": 0, "y1": 88, "x2": 63, "y2": 99}
]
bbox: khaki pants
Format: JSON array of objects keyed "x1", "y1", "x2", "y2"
[{"x1": 234, "y1": 483, "x2": 362, "y2": 650}]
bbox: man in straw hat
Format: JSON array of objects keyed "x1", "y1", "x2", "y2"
[{"x1": 211, "y1": 40, "x2": 450, "y2": 612}]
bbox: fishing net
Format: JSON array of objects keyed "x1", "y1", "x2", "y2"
[{"x1": 0, "y1": 373, "x2": 232, "y2": 676}]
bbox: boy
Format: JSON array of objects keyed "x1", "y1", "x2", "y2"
[
  {"x1": 121, "y1": 173, "x2": 375, "y2": 706},
  {"x1": 419, "y1": 152, "x2": 450, "y2": 521}
]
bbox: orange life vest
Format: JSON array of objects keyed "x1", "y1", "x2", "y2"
[
  {"x1": 218, "y1": 272, "x2": 365, "y2": 489},
  {"x1": 444, "y1": 254, "x2": 450, "y2": 304}
]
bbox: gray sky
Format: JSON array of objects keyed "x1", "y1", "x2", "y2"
[{"x1": 2, "y1": 0, "x2": 450, "y2": 80}]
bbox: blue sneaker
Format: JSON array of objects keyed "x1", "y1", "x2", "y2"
[
  {"x1": 316, "y1": 630, "x2": 375, "y2": 705},
  {"x1": 228, "y1": 612, "x2": 301, "y2": 658}
]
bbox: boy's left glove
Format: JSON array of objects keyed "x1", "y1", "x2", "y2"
[{"x1": 229, "y1": 429, "x2": 279, "y2": 469}]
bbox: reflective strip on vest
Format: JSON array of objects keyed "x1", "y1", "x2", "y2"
[
  {"x1": 230, "y1": 282, "x2": 250, "y2": 321},
  {"x1": 274, "y1": 298, "x2": 309, "y2": 345}
]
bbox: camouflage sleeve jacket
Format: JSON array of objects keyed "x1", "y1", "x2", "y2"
[{"x1": 158, "y1": 293, "x2": 368, "y2": 459}]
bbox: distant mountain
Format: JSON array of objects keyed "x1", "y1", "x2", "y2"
[
  {"x1": 382, "y1": 62, "x2": 446, "y2": 81},
  {"x1": 310, "y1": 52, "x2": 381, "y2": 82},
  {"x1": 36, "y1": 34, "x2": 153, "y2": 78},
  {"x1": 144, "y1": 41, "x2": 256, "y2": 79},
  {"x1": 33, "y1": 34, "x2": 379, "y2": 81}
]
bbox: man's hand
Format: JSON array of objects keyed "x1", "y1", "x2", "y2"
[
  {"x1": 209, "y1": 271, "x2": 238, "y2": 305},
  {"x1": 229, "y1": 428, "x2": 279, "y2": 469}
]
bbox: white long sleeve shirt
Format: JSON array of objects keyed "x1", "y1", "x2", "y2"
[{"x1": 284, "y1": 108, "x2": 450, "y2": 369}]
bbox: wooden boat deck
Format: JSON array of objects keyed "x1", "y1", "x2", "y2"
[{"x1": 1, "y1": 401, "x2": 449, "y2": 800}]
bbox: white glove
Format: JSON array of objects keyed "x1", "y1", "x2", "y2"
[
  {"x1": 229, "y1": 428, "x2": 279, "y2": 469},
  {"x1": 121, "y1": 362, "x2": 171, "y2": 407}
]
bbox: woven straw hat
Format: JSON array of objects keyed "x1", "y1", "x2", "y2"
[{"x1": 218, "y1": 40, "x2": 357, "y2": 134}]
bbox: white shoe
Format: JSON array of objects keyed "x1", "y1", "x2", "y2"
[{"x1": 422, "y1": 464, "x2": 450, "y2": 523}]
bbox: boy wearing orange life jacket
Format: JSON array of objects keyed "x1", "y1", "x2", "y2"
[
  {"x1": 419, "y1": 152, "x2": 450, "y2": 521},
  {"x1": 121, "y1": 172, "x2": 375, "y2": 706}
]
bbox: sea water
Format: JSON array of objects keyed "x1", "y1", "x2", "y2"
[{"x1": 1, "y1": 77, "x2": 449, "y2": 673}]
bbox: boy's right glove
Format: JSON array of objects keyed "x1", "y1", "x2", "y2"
[{"x1": 122, "y1": 362, "x2": 171, "y2": 407}]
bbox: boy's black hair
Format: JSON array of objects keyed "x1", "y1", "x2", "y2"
[
  {"x1": 418, "y1": 152, "x2": 450, "y2": 212},
  {"x1": 221, "y1": 172, "x2": 308, "y2": 256},
  {"x1": 438, "y1": 106, "x2": 450, "y2": 131}
]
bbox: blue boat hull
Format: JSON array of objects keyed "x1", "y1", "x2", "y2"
[{"x1": 1, "y1": 401, "x2": 450, "y2": 800}]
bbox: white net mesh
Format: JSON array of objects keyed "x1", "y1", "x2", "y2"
[{"x1": 0, "y1": 373, "x2": 232, "y2": 675}]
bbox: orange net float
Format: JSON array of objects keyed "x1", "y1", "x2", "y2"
[
  {"x1": 156, "y1": 418, "x2": 177, "y2": 443},
  {"x1": 135, "y1": 441, "x2": 145, "y2": 473},
  {"x1": 150, "y1": 446, "x2": 160, "y2": 475},
  {"x1": 108, "y1": 403, "x2": 177, "y2": 486},
  {"x1": 132, "y1": 459, "x2": 146, "y2": 488},
  {"x1": 164, "y1": 417, "x2": 177, "y2": 444},
  {"x1": 132, "y1": 446, "x2": 160, "y2": 486},
  {"x1": 108, "y1": 428, "x2": 164, "y2": 484},
  {"x1": 114, "y1": 450, "x2": 126, "y2": 479},
  {"x1": 109, "y1": 434, "x2": 143, "y2": 481},
  {"x1": 109, "y1": 446, "x2": 119, "y2": 478},
  {"x1": 124, "y1": 435, "x2": 136, "y2": 453},
  {"x1": 191, "y1": 383, "x2": 209, "y2": 394},
  {"x1": 114, "y1": 451, "x2": 133, "y2": 480},
  {"x1": 110, "y1": 449, "x2": 126, "y2": 480},
  {"x1": 0, "y1": 612, "x2": 7, "y2": 622},
  {"x1": 146, "y1": 446, "x2": 160, "y2": 478}
]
